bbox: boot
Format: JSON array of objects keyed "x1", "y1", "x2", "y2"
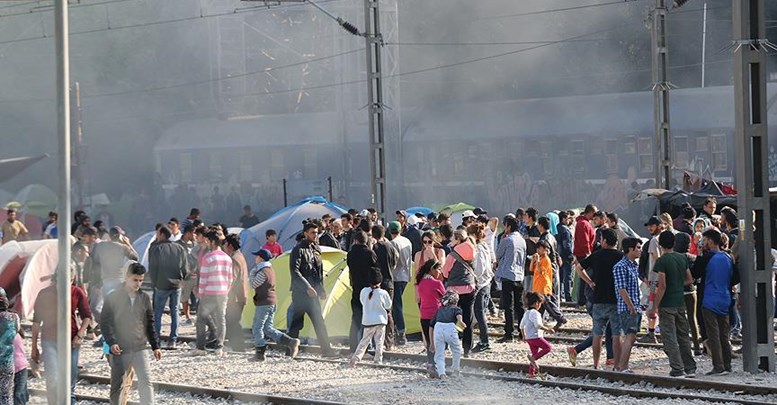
[
  {"x1": 252, "y1": 346, "x2": 266, "y2": 362},
  {"x1": 396, "y1": 330, "x2": 407, "y2": 346},
  {"x1": 637, "y1": 331, "x2": 657, "y2": 344},
  {"x1": 280, "y1": 334, "x2": 301, "y2": 359}
]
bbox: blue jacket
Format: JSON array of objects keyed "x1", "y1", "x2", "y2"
[
  {"x1": 557, "y1": 224, "x2": 574, "y2": 264},
  {"x1": 702, "y1": 252, "x2": 734, "y2": 316}
]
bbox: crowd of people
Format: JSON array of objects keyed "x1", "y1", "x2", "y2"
[{"x1": 0, "y1": 196, "x2": 770, "y2": 403}]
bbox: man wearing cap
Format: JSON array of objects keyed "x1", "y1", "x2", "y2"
[
  {"x1": 402, "y1": 215, "x2": 423, "y2": 259},
  {"x1": 1, "y1": 208, "x2": 28, "y2": 244},
  {"x1": 31, "y1": 248, "x2": 92, "y2": 405},
  {"x1": 638, "y1": 215, "x2": 665, "y2": 344},
  {"x1": 148, "y1": 226, "x2": 189, "y2": 349},
  {"x1": 461, "y1": 210, "x2": 476, "y2": 228},
  {"x1": 388, "y1": 221, "x2": 412, "y2": 345}
]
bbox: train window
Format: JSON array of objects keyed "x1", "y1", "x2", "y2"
[
  {"x1": 590, "y1": 137, "x2": 603, "y2": 155},
  {"x1": 711, "y1": 134, "x2": 727, "y2": 171},
  {"x1": 638, "y1": 137, "x2": 652, "y2": 173},
  {"x1": 179, "y1": 153, "x2": 192, "y2": 183},
  {"x1": 209, "y1": 151, "x2": 222, "y2": 180},
  {"x1": 239, "y1": 151, "x2": 252, "y2": 182},
  {"x1": 605, "y1": 139, "x2": 617, "y2": 155},
  {"x1": 622, "y1": 137, "x2": 636, "y2": 154},
  {"x1": 606, "y1": 155, "x2": 618, "y2": 174},
  {"x1": 695, "y1": 136, "x2": 709, "y2": 152}
]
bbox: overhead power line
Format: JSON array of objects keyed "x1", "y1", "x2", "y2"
[{"x1": 482, "y1": 0, "x2": 647, "y2": 20}]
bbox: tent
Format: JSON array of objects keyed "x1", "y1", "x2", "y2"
[
  {"x1": 405, "y1": 207, "x2": 433, "y2": 217},
  {"x1": 436, "y1": 202, "x2": 476, "y2": 227},
  {"x1": 132, "y1": 231, "x2": 156, "y2": 269},
  {"x1": 18, "y1": 240, "x2": 67, "y2": 319},
  {"x1": 241, "y1": 247, "x2": 420, "y2": 339},
  {"x1": 13, "y1": 184, "x2": 57, "y2": 218},
  {"x1": 241, "y1": 196, "x2": 347, "y2": 258}
]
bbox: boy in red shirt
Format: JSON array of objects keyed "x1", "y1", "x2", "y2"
[{"x1": 262, "y1": 229, "x2": 283, "y2": 258}]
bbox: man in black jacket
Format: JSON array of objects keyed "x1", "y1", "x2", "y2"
[
  {"x1": 347, "y1": 230, "x2": 378, "y2": 352},
  {"x1": 371, "y1": 224, "x2": 398, "y2": 349},
  {"x1": 147, "y1": 226, "x2": 188, "y2": 349},
  {"x1": 102, "y1": 262, "x2": 162, "y2": 405},
  {"x1": 288, "y1": 222, "x2": 335, "y2": 356}
]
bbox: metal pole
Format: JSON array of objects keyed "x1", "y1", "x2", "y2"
[
  {"x1": 732, "y1": 0, "x2": 775, "y2": 373},
  {"x1": 364, "y1": 0, "x2": 386, "y2": 219},
  {"x1": 282, "y1": 179, "x2": 288, "y2": 207},
  {"x1": 701, "y1": 2, "x2": 707, "y2": 88},
  {"x1": 72, "y1": 81, "x2": 84, "y2": 210},
  {"x1": 652, "y1": 0, "x2": 672, "y2": 190},
  {"x1": 55, "y1": 0, "x2": 73, "y2": 402},
  {"x1": 327, "y1": 176, "x2": 333, "y2": 202}
]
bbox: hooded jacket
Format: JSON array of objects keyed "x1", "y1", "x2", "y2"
[{"x1": 573, "y1": 215, "x2": 595, "y2": 258}]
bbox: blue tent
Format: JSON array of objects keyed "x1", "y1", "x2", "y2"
[
  {"x1": 241, "y1": 196, "x2": 348, "y2": 258},
  {"x1": 405, "y1": 206, "x2": 433, "y2": 217}
]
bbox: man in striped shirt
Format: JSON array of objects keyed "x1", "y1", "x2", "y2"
[{"x1": 192, "y1": 230, "x2": 233, "y2": 355}]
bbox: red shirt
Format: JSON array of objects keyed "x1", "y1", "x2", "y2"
[
  {"x1": 262, "y1": 241, "x2": 283, "y2": 258},
  {"x1": 573, "y1": 215, "x2": 596, "y2": 258},
  {"x1": 32, "y1": 284, "x2": 92, "y2": 342}
]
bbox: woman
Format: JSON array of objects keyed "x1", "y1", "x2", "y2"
[
  {"x1": 441, "y1": 229, "x2": 477, "y2": 357},
  {"x1": 0, "y1": 287, "x2": 20, "y2": 405},
  {"x1": 415, "y1": 260, "x2": 445, "y2": 369},
  {"x1": 468, "y1": 223, "x2": 494, "y2": 354},
  {"x1": 414, "y1": 231, "x2": 446, "y2": 276},
  {"x1": 691, "y1": 217, "x2": 711, "y2": 256}
]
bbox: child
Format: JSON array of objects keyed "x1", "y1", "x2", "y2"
[
  {"x1": 262, "y1": 229, "x2": 283, "y2": 258},
  {"x1": 13, "y1": 331, "x2": 29, "y2": 405},
  {"x1": 350, "y1": 268, "x2": 392, "y2": 366},
  {"x1": 250, "y1": 249, "x2": 301, "y2": 361},
  {"x1": 415, "y1": 260, "x2": 446, "y2": 369},
  {"x1": 530, "y1": 241, "x2": 567, "y2": 330},
  {"x1": 520, "y1": 291, "x2": 555, "y2": 377},
  {"x1": 430, "y1": 291, "x2": 464, "y2": 379}
]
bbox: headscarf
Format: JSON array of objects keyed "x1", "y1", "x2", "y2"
[
  {"x1": 545, "y1": 212, "x2": 560, "y2": 236},
  {"x1": 691, "y1": 217, "x2": 711, "y2": 233}
]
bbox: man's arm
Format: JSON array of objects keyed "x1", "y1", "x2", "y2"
[
  {"x1": 651, "y1": 273, "x2": 667, "y2": 315},
  {"x1": 619, "y1": 289, "x2": 637, "y2": 315},
  {"x1": 575, "y1": 262, "x2": 595, "y2": 288},
  {"x1": 144, "y1": 294, "x2": 161, "y2": 351},
  {"x1": 31, "y1": 321, "x2": 41, "y2": 362},
  {"x1": 290, "y1": 248, "x2": 315, "y2": 293}
]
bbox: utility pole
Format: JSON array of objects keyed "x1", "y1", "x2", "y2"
[
  {"x1": 54, "y1": 0, "x2": 73, "y2": 402},
  {"x1": 732, "y1": 0, "x2": 775, "y2": 373},
  {"x1": 651, "y1": 0, "x2": 672, "y2": 190},
  {"x1": 364, "y1": 0, "x2": 386, "y2": 219},
  {"x1": 71, "y1": 81, "x2": 85, "y2": 210}
]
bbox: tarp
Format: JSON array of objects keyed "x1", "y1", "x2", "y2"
[
  {"x1": 132, "y1": 231, "x2": 156, "y2": 269},
  {"x1": 0, "y1": 155, "x2": 48, "y2": 183},
  {"x1": 241, "y1": 196, "x2": 347, "y2": 258},
  {"x1": 241, "y1": 247, "x2": 420, "y2": 339},
  {"x1": 19, "y1": 240, "x2": 67, "y2": 319}
]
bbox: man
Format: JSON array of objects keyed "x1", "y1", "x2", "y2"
[
  {"x1": 495, "y1": 216, "x2": 527, "y2": 342},
  {"x1": 698, "y1": 197, "x2": 717, "y2": 221},
  {"x1": 2, "y1": 208, "x2": 28, "y2": 244},
  {"x1": 177, "y1": 225, "x2": 197, "y2": 325},
  {"x1": 288, "y1": 222, "x2": 335, "y2": 356},
  {"x1": 167, "y1": 218, "x2": 182, "y2": 242},
  {"x1": 180, "y1": 208, "x2": 201, "y2": 230},
  {"x1": 612, "y1": 237, "x2": 643, "y2": 372},
  {"x1": 339, "y1": 213, "x2": 354, "y2": 251},
  {"x1": 515, "y1": 208, "x2": 529, "y2": 238},
  {"x1": 31, "y1": 249, "x2": 92, "y2": 405},
  {"x1": 367, "y1": 208, "x2": 379, "y2": 225},
  {"x1": 438, "y1": 224, "x2": 454, "y2": 255},
  {"x1": 557, "y1": 211, "x2": 575, "y2": 302},
  {"x1": 192, "y1": 230, "x2": 233, "y2": 355},
  {"x1": 147, "y1": 225, "x2": 188, "y2": 349},
  {"x1": 42, "y1": 210, "x2": 57, "y2": 239},
  {"x1": 606, "y1": 212, "x2": 628, "y2": 250},
  {"x1": 674, "y1": 205, "x2": 696, "y2": 236},
  {"x1": 639, "y1": 215, "x2": 665, "y2": 344},
  {"x1": 101, "y1": 262, "x2": 162, "y2": 404},
  {"x1": 73, "y1": 215, "x2": 93, "y2": 240},
  {"x1": 402, "y1": 215, "x2": 423, "y2": 258},
  {"x1": 395, "y1": 210, "x2": 407, "y2": 231},
  {"x1": 592, "y1": 211, "x2": 609, "y2": 250},
  {"x1": 372, "y1": 224, "x2": 398, "y2": 349},
  {"x1": 238, "y1": 205, "x2": 260, "y2": 229},
  {"x1": 718, "y1": 207, "x2": 741, "y2": 338},
  {"x1": 388, "y1": 221, "x2": 413, "y2": 346},
  {"x1": 650, "y1": 231, "x2": 697, "y2": 377},
  {"x1": 318, "y1": 220, "x2": 340, "y2": 249},
  {"x1": 576, "y1": 229, "x2": 623, "y2": 370},
  {"x1": 700, "y1": 229, "x2": 736, "y2": 375},
  {"x1": 461, "y1": 210, "x2": 476, "y2": 228},
  {"x1": 573, "y1": 205, "x2": 597, "y2": 262},
  {"x1": 223, "y1": 234, "x2": 249, "y2": 352},
  {"x1": 347, "y1": 230, "x2": 378, "y2": 352},
  {"x1": 525, "y1": 207, "x2": 540, "y2": 238}
]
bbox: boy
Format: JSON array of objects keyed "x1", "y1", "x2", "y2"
[
  {"x1": 530, "y1": 241, "x2": 567, "y2": 330},
  {"x1": 101, "y1": 262, "x2": 162, "y2": 404},
  {"x1": 262, "y1": 229, "x2": 283, "y2": 258}
]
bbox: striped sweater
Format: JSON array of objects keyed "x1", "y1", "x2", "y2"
[{"x1": 198, "y1": 249, "x2": 234, "y2": 297}]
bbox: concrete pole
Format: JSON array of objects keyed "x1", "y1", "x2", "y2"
[
  {"x1": 55, "y1": 0, "x2": 73, "y2": 402},
  {"x1": 652, "y1": 0, "x2": 672, "y2": 190},
  {"x1": 732, "y1": 0, "x2": 775, "y2": 373},
  {"x1": 364, "y1": 0, "x2": 386, "y2": 219}
]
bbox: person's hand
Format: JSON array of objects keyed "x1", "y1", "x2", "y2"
[
  {"x1": 319, "y1": 290, "x2": 328, "y2": 300},
  {"x1": 153, "y1": 349, "x2": 162, "y2": 361},
  {"x1": 31, "y1": 346, "x2": 40, "y2": 363},
  {"x1": 587, "y1": 281, "x2": 596, "y2": 290},
  {"x1": 110, "y1": 344, "x2": 122, "y2": 356},
  {"x1": 629, "y1": 306, "x2": 637, "y2": 316},
  {"x1": 306, "y1": 287, "x2": 317, "y2": 298},
  {"x1": 72, "y1": 335, "x2": 83, "y2": 349}
]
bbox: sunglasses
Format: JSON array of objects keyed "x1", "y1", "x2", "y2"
[{"x1": 423, "y1": 240, "x2": 433, "y2": 244}]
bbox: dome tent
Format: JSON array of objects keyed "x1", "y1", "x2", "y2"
[{"x1": 240, "y1": 196, "x2": 347, "y2": 259}]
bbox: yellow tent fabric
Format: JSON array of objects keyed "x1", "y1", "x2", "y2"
[{"x1": 242, "y1": 246, "x2": 420, "y2": 338}]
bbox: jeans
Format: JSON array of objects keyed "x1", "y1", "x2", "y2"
[
  {"x1": 702, "y1": 309, "x2": 732, "y2": 372},
  {"x1": 560, "y1": 262, "x2": 573, "y2": 301},
  {"x1": 288, "y1": 293, "x2": 332, "y2": 352},
  {"x1": 14, "y1": 367, "x2": 29, "y2": 405},
  {"x1": 41, "y1": 340, "x2": 79, "y2": 405},
  {"x1": 540, "y1": 294, "x2": 566, "y2": 324},
  {"x1": 392, "y1": 281, "x2": 408, "y2": 333},
  {"x1": 252, "y1": 304, "x2": 285, "y2": 347},
  {"x1": 474, "y1": 285, "x2": 490, "y2": 345},
  {"x1": 153, "y1": 288, "x2": 181, "y2": 343},
  {"x1": 109, "y1": 349, "x2": 154, "y2": 405},
  {"x1": 575, "y1": 303, "x2": 613, "y2": 359},
  {"x1": 433, "y1": 322, "x2": 462, "y2": 376},
  {"x1": 684, "y1": 292, "x2": 700, "y2": 350},
  {"x1": 195, "y1": 295, "x2": 227, "y2": 350},
  {"x1": 457, "y1": 291, "x2": 475, "y2": 354},
  {"x1": 225, "y1": 300, "x2": 246, "y2": 351},
  {"x1": 659, "y1": 307, "x2": 697, "y2": 375},
  {"x1": 500, "y1": 279, "x2": 525, "y2": 337},
  {"x1": 349, "y1": 299, "x2": 364, "y2": 353},
  {"x1": 352, "y1": 325, "x2": 386, "y2": 363},
  {"x1": 728, "y1": 294, "x2": 741, "y2": 335}
]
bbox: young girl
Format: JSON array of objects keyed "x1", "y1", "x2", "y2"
[
  {"x1": 520, "y1": 291, "x2": 555, "y2": 378},
  {"x1": 691, "y1": 217, "x2": 710, "y2": 256},
  {"x1": 351, "y1": 268, "x2": 392, "y2": 366},
  {"x1": 430, "y1": 291, "x2": 465, "y2": 379},
  {"x1": 530, "y1": 241, "x2": 566, "y2": 330},
  {"x1": 416, "y1": 260, "x2": 446, "y2": 368}
]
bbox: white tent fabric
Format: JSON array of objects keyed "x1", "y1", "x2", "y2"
[
  {"x1": 19, "y1": 240, "x2": 61, "y2": 319},
  {"x1": 132, "y1": 231, "x2": 156, "y2": 269},
  {"x1": 241, "y1": 197, "x2": 347, "y2": 258}
]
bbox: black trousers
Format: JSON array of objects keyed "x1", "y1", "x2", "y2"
[
  {"x1": 288, "y1": 293, "x2": 332, "y2": 351},
  {"x1": 349, "y1": 299, "x2": 363, "y2": 353},
  {"x1": 500, "y1": 279, "x2": 525, "y2": 337},
  {"x1": 421, "y1": 318, "x2": 434, "y2": 364},
  {"x1": 457, "y1": 291, "x2": 476, "y2": 355}
]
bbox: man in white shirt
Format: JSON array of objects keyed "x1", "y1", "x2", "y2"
[{"x1": 388, "y1": 221, "x2": 412, "y2": 346}]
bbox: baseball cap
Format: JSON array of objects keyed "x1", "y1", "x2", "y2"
[
  {"x1": 109, "y1": 226, "x2": 125, "y2": 236},
  {"x1": 462, "y1": 210, "x2": 476, "y2": 219},
  {"x1": 251, "y1": 248, "x2": 273, "y2": 262},
  {"x1": 395, "y1": 210, "x2": 407, "y2": 218},
  {"x1": 359, "y1": 209, "x2": 370, "y2": 217},
  {"x1": 407, "y1": 215, "x2": 420, "y2": 226},
  {"x1": 473, "y1": 207, "x2": 487, "y2": 216},
  {"x1": 644, "y1": 216, "x2": 662, "y2": 226},
  {"x1": 388, "y1": 221, "x2": 401, "y2": 233}
]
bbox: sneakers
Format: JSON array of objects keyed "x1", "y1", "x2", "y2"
[
  {"x1": 471, "y1": 343, "x2": 490, "y2": 353},
  {"x1": 669, "y1": 370, "x2": 685, "y2": 377},
  {"x1": 166, "y1": 340, "x2": 177, "y2": 350},
  {"x1": 182, "y1": 318, "x2": 194, "y2": 326},
  {"x1": 496, "y1": 335, "x2": 514, "y2": 343},
  {"x1": 685, "y1": 370, "x2": 697, "y2": 378},
  {"x1": 705, "y1": 369, "x2": 728, "y2": 376},
  {"x1": 638, "y1": 332, "x2": 658, "y2": 344},
  {"x1": 553, "y1": 319, "x2": 568, "y2": 333},
  {"x1": 288, "y1": 338, "x2": 301, "y2": 359},
  {"x1": 189, "y1": 349, "x2": 207, "y2": 356},
  {"x1": 566, "y1": 346, "x2": 577, "y2": 367}
]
